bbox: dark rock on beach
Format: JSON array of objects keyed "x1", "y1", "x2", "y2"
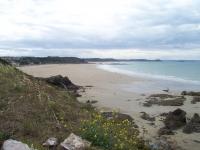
[
  {"x1": 191, "y1": 96, "x2": 200, "y2": 104},
  {"x1": 44, "y1": 75, "x2": 79, "y2": 90},
  {"x1": 183, "y1": 113, "x2": 200, "y2": 134},
  {"x1": 140, "y1": 112, "x2": 155, "y2": 121},
  {"x1": 181, "y1": 91, "x2": 200, "y2": 96},
  {"x1": 158, "y1": 127, "x2": 174, "y2": 135},
  {"x1": 143, "y1": 94, "x2": 185, "y2": 107},
  {"x1": 101, "y1": 112, "x2": 133, "y2": 122},
  {"x1": 164, "y1": 108, "x2": 186, "y2": 130}
]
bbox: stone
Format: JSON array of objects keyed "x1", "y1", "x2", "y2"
[
  {"x1": 43, "y1": 137, "x2": 58, "y2": 149},
  {"x1": 101, "y1": 112, "x2": 133, "y2": 122},
  {"x1": 140, "y1": 112, "x2": 155, "y2": 121},
  {"x1": 183, "y1": 113, "x2": 200, "y2": 134},
  {"x1": 164, "y1": 108, "x2": 186, "y2": 130},
  {"x1": 191, "y1": 96, "x2": 200, "y2": 104},
  {"x1": 158, "y1": 127, "x2": 174, "y2": 135},
  {"x1": 2, "y1": 139, "x2": 31, "y2": 150},
  {"x1": 60, "y1": 133, "x2": 91, "y2": 150},
  {"x1": 181, "y1": 91, "x2": 200, "y2": 96}
]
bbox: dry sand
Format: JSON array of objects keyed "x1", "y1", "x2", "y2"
[{"x1": 19, "y1": 64, "x2": 200, "y2": 150}]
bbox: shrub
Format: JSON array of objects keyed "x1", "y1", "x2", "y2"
[{"x1": 80, "y1": 113, "x2": 148, "y2": 150}]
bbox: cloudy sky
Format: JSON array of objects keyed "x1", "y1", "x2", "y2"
[{"x1": 0, "y1": 0, "x2": 200, "y2": 59}]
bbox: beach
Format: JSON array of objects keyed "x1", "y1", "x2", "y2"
[{"x1": 19, "y1": 64, "x2": 200, "y2": 150}]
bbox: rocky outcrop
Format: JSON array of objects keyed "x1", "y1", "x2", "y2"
[
  {"x1": 140, "y1": 112, "x2": 155, "y2": 121},
  {"x1": 2, "y1": 139, "x2": 32, "y2": 150},
  {"x1": 60, "y1": 133, "x2": 91, "y2": 150},
  {"x1": 159, "y1": 109, "x2": 187, "y2": 135},
  {"x1": 181, "y1": 91, "x2": 200, "y2": 96},
  {"x1": 183, "y1": 113, "x2": 200, "y2": 134},
  {"x1": 164, "y1": 109, "x2": 186, "y2": 130},
  {"x1": 143, "y1": 94, "x2": 185, "y2": 107},
  {"x1": 191, "y1": 96, "x2": 200, "y2": 104},
  {"x1": 44, "y1": 75, "x2": 79, "y2": 90}
]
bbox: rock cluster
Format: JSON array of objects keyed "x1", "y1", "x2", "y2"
[
  {"x1": 1, "y1": 133, "x2": 91, "y2": 150},
  {"x1": 158, "y1": 108, "x2": 186, "y2": 135},
  {"x1": 183, "y1": 113, "x2": 200, "y2": 134}
]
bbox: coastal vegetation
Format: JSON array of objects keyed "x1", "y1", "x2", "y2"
[{"x1": 0, "y1": 59, "x2": 147, "y2": 150}]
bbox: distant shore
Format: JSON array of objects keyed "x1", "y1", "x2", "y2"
[{"x1": 19, "y1": 64, "x2": 200, "y2": 150}]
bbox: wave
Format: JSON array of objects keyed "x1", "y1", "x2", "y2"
[{"x1": 97, "y1": 64, "x2": 200, "y2": 85}]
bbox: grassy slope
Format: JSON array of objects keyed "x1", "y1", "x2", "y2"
[{"x1": 0, "y1": 61, "x2": 93, "y2": 149}]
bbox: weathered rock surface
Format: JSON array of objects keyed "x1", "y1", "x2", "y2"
[
  {"x1": 158, "y1": 127, "x2": 174, "y2": 135},
  {"x1": 181, "y1": 91, "x2": 200, "y2": 96},
  {"x1": 191, "y1": 96, "x2": 200, "y2": 104},
  {"x1": 183, "y1": 113, "x2": 200, "y2": 134},
  {"x1": 60, "y1": 133, "x2": 91, "y2": 150},
  {"x1": 140, "y1": 112, "x2": 155, "y2": 121},
  {"x1": 143, "y1": 94, "x2": 185, "y2": 107},
  {"x1": 43, "y1": 137, "x2": 58, "y2": 148},
  {"x1": 164, "y1": 108, "x2": 186, "y2": 130},
  {"x1": 44, "y1": 75, "x2": 79, "y2": 91},
  {"x1": 101, "y1": 112, "x2": 133, "y2": 122},
  {"x1": 2, "y1": 139, "x2": 31, "y2": 150}
]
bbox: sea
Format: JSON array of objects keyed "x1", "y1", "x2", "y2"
[{"x1": 98, "y1": 60, "x2": 200, "y2": 93}]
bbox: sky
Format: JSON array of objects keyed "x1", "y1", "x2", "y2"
[{"x1": 0, "y1": 0, "x2": 200, "y2": 59}]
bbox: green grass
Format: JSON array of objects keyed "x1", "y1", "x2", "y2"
[
  {"x1": 0, "y1": 61, "x2": 147, "y2": 150},
  {"x1": 0, "y1": 62, "x2": 93, "y2": 149}
]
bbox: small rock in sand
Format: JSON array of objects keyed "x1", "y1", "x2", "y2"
[{"x1": 140, "y1": 112, "x2": 155, "y2": 122}]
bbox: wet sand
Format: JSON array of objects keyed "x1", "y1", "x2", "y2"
[{"x1": 19, "y1": 64, "x2": 200, "y2": 150}]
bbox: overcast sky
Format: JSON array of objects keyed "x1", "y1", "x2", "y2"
[{"x1": 0, "y1": 0, "x2": 200, "y2": 59}]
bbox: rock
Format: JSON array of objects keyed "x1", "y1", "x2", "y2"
[
  {"x1": 43, "y1": 137, "x2": 58, "y2": 149},
  {"x1": 158, "y1": 127, "x2": 174, "y2": 135},
  {"x1": 140, "y1": 112, "x2": 155, "y2": 121},
  {"x1": 149, "y1": 136, "x2": 181, "y2": 150},
  {"x1": 191, "y1": 96, "x2": 200, "y2": 104},
  {"x1": 164, "y1": 108, "x2": 186, "y2": 130},
  {"x1": 163, "y1": 88, "x2": 169, "y2": 93},
  {"x1": 101, "y1": 112, "x2": 133, "y2": 122},
  {"x1": 86, "y1": 100, "x2": 98, "y2": 104},
  {"x1": 60, "y1": 133, "x2": 91, "y2": 150},
  {"x1": 44, "y1": 75, "x2": 79, "y2": 91},
  {"x1": 2, "y1": 139, "x2": 31, "y2": 150},
  {"x1": 183, "y1": 113, "x2": 200, "y2": 134},
  {"x1": 181, "y1": 91, "x2": 200, "y2": 96},
  {"x1": 144, "y1": 95, "x2": 185, "y2": 107}
]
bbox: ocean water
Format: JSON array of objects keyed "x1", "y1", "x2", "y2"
[{"x1": 98, "y1": 61, "x2": 200, "y2": 93}]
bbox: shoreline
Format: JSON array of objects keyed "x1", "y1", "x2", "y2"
[{"x1": 19, "y1": 64, "x2": 200, "y2": 150}]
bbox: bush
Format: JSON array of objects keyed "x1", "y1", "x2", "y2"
[{"x1": 80, "y1": 113, "x2": 148, "y2": 150}]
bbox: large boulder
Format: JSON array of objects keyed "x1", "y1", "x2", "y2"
[
  {"x1": 183, "y1": 113, "x2": 200, "y2": 134},
  {"x1": 164, "y1": 108, "x2": 186, "y2": 130},
  {"x1": 2, "y1": 139, "x2": 31, "y2": 150},
  {"x1": 60, "y1": 133, "x2": 91, "y2": 150},
  {"x1": 44, "y1": 75, "x2": 79, "y2": 90}
]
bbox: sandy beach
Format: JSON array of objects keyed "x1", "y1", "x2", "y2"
[{"x1": 19, "y1": 64, "x2": 200, "y2": 150}]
